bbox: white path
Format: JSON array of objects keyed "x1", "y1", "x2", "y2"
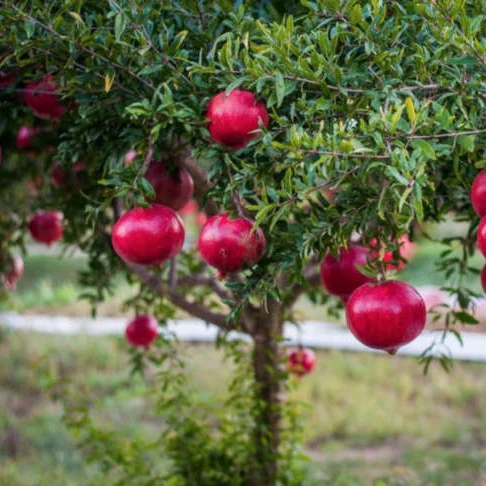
[{"x1": 2, "y1": 312, "x2": 486, "y2": 362}]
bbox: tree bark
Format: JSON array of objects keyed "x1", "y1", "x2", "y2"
[{"x1": 250, "y1": 298, "x2": 284, "y2": 486}]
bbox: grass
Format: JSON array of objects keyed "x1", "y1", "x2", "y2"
[{"x1": 0, "y1": 328, "x2": 486, "y2": 484}]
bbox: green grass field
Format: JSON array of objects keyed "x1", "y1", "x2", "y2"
[{"x1": 0, "y1": 329, "x2": 486, "y2": 485}]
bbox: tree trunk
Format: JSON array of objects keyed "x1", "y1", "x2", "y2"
[{"x1": 250, "y1": 298, "x2": 284, "y2": 486}]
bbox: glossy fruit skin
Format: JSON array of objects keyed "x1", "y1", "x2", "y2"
[
  {"x1": 144, "y1": 162, "x2": 194, "y2": 211},
  {"x1": 287, "y1": 347, "x2": 316, "y2": 377},
  {"x1": 477, "y1": 217, "x2": 486, "y2": 257},
  {"x1": 28, "y1": 211, "x2": 64, "y2": 246},
  {"x1": 320, "y1": 245, "x2": 372, "y2": 299},
  {"x1": 16, "y1": 126, "x2": 40, "y2": 150},
  {"x1": 125, "y1": 314, "x2": 159, "y2": 347},
  {"x1": 206, "y1": 90, "x2": 269, "y2": 150},
  {"x1": 346, "y1": 280, "x2": 426, "y2": 354},
  {"x1": 51, "y1": 161, "x2": 86, "y2": 189},
  {"x1": 481, "y1": 264, "x2": 486, "y2": 293},
  {"x1": 24, "y1": 75, "x2": 66, "y2": 119},
  {"x1": 4, "y1": 255, "x2": 24, "y2": 290},
  {"x1": 471, "y1": 169, "x2": 486, "y2": 218},
  {"x1": 198, "y1": 214, "x2": 266, "y2": 274},
  {"x1": 112, "y1": 204, "x2": 185, "y2": 266}
]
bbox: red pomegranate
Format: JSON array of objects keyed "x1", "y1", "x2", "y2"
[
  {"x1": 477, "y1": 216, "x2": 486, "y2": 257},
  {"x1": 28, "y1": 210, "x2": 64, "y2": 246},
  {"x1": 471, "y1": 169, "x2": 486, "y2": 218},
  {"x1": 287, "y1": 347, "x2": 316, "y2": 377},
  {"x1": 112, "y1": 204, "x2": 185, "y2": 266},
  {"x1": 346, "y1": 280, "x2": 426, "y2": 355},
  {"x1": 320, "y1": 245, "x2": 372, "y2": 299},
  {"x1": 4, "y1": 255, "x2": 24, "y2": 290},
  {"x1": 206, "y1": 89, "x2": 269, "y2": 150},
  {"x1": 125, "y1": 314, "x2": 159, "y2": 347},
  {"x1": 198, "y1": 213, "x2": 266, "y2": 275},
  {"x1": 144, "y1": 161, "x2": 194, "y2": 211},
  {"x1": 16, "y1": 126, "x2": 41, "y2": 150},
  {"x1": 24, "y1": 75, "x2": 66, "y2": 119},
  {"x1": 51, "y1": 161, "x2": 86, "y2": 189}
]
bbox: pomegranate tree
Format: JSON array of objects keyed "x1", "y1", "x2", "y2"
[{"x1": 1, "y1": 2, "x2": 484, "y2": 485}]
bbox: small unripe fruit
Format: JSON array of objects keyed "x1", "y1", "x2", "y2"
[
  {"x1": 112, "y1": 204, "x2": 185, "y2": 266},
  {"x1": 198, "y1": 214, "x2": 266, "y2": 275},
  {"x1": 28, "y1": 211, "x2": 64, "y2": 246},
  {"x1": 125, "y1": 314, "x2": 159, "y2": 347},
  {"x1": 144, "y1": 162, "x2": 194, "y2": 211},
  {"x1": 206, "y1": 90, "x2": 269, "y2": 150},
  {"x1": 287, "y1": 347, "x2": 316, "y2": 377},
  {"x1": 346, "y1": 280, "x2": 426, "y2": 354}
]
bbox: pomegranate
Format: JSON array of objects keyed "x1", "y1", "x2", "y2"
[
  {"x1": 477, "y1": 216, "x2": 486, "y2": 257},
  {"x1": 471, "y1": 169, "x2": 486, "y2": 217},
  {"x1": 24, "y1": 75, "x2": 66, "y2": 119},
  {"x1": 16, "y1": 126, "x2": 40, "y2": 150},
  {"x1": 206, "y1": 89, "x2": 269, "y2": 150},
  {"x1": 51, "y1": 161, "x2": 86, "y2": 189},
  {"x1": 197, "y1": 213, "x2": 266, "y2": 275},
  {"x1": 4, "y1": 255, "x2": 24, "y2": 290},
  {"x1": 125, "y1": 314, "x2": 159, "y2": 347},
  {"x1": 112, "y1": 204, "x2": 185, "y2": 266},
  {"x1": 320, "y1": 245, "x2": 372, "y2": 299},
  {"x1": 287, "y1": 347, "x2": 316, "y2": 377},
  {"x1": 28, "y1": 210, "x2": 64, "y2": 246},
  {"x1": 144, "y1": 161, "x2": 194, "y2": 211},
  {"x1": 346, "y1": 280, "x2": 427, "y2": 355}
]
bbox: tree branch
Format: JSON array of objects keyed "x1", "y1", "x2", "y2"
[
  {"x1": 178, "y1": 274, "x2": 233, "y2": 301},
  {"x1": 126, "y1": 262, "x2": 245, "y2": 332}
]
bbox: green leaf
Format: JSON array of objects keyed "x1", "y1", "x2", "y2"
[
  {"x1": 275, "y1": 72, "x2": 285, "y2": 107},
  {"x1": 114, "y1": 13, "x2": 127, "y2": 41},
  {"x1": 453, "y1": 311, "x2": 478, "y2": 325},
  {"x1": 412, "y1": 140, "x2": 436, "y2": 160},
  {"x1": 349, "y1": 4, "x2": 362, "y2": 25}
]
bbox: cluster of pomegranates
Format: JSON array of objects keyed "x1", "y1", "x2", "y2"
[
  {"x1": 320, "y1": 238, "x2": 425, "y2": 356},
  {"x1": 471, "y1": 170, "x2": 486, "y2": 292}
]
